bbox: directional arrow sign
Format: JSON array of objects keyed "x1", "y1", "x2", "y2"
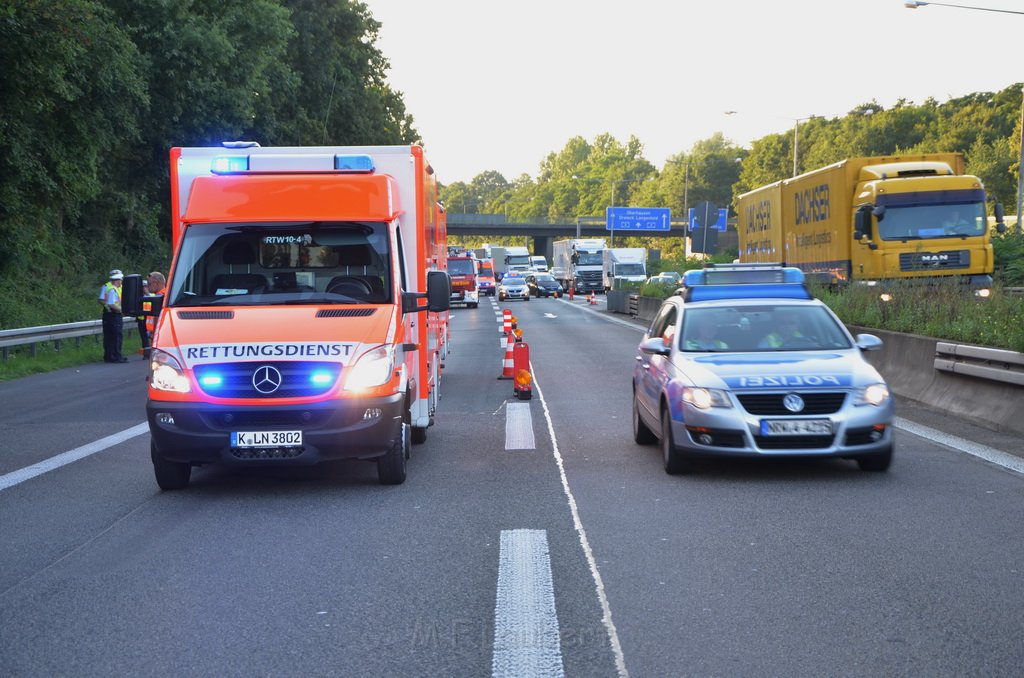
[{"x1": 605, "y1": 207, "x2": 671, "y2": 231}]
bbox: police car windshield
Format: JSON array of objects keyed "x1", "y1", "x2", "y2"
[
  {"x1": 168, "y1": 221, "x2": 391, "y2": 306},
  {"x1": 680, "y1": 305, "x2": 852, "y2": 352}
]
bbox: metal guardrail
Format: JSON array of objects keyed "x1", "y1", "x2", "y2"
[
  {"x1": 0, "y1": 319, "x2": 140, "y2": 361},
  {"x1": 934, "y1": 342, "x2": 1024, "y2": 387},
  {"x1": 1005, "y1": 287, "x2": 1024, "y2": 297}
]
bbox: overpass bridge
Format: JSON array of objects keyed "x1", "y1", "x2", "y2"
[{"x1": 445, "y1": 214, "x2": 736, "y2": 260}]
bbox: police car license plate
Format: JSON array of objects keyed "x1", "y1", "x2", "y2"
[
  {"x1": 760, "y1": 419, "x2": 832, "y2": 436},
  {"x1": 231, "y1": 431, "x2": 303, "y2": 448}
]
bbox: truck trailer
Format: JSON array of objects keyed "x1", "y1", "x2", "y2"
[
  {"x1": 602, "y1": 247, "x2": 647, "y2": 291},
  {"x1": 736, "y1": 153, "x2": 1004, "y2": 293},
  {"x1": 146, "y1": 144, "x2": 451, "y2": 489},
  {"x1": 552, "y1": 238, "x2": 607, "y2": 294}
]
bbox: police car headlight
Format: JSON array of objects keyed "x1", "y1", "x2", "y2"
[
  {"x1": 856, "y1": 383, "x2": 890, "y2": 407},
  {"x1": 150, "y1": 349, "x2": 191, "y2": 393},
  {"x1": 681, "y1": 387, "x2": 732, "y2": 410},
  {"x1": 344, "y1": 345, "x2": 394, "y2": 391}
]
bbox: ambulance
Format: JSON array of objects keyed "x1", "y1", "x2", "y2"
[{"x1": 145, "y1": 144, "x2": 451, "y2": 489}]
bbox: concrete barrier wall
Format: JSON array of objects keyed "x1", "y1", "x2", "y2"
[{"x1": 850, "y1": 326, "x2": 1024, "y2": 436}]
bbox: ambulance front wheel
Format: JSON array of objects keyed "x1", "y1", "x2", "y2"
[
  {"x1": 151, "y1": 440, "x2": 191, "y2": 490},
  {"x1": 377, "y1": 423, "x2": 409, "y2": 485}
]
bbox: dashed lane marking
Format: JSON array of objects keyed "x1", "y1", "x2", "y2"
[
  {"x1": 492, "y1": 529, "x2": 565, "y2": 678},
  {"x1": 505, "y1": 402, "x2": 535, "y2": 450}
]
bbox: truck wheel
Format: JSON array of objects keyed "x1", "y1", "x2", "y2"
[
  {"x1": 151, "y1": 440, "x2": 191, "y2": 490},
  {"x1": 661, "y1": 408, "x2": 694, "y2": 475},
  {"x1": 469, "y1": 302, "x2": 478, "y2": 308},
  {"x1": 378, "y1": 423, "x2": 409, "y2": 485}
]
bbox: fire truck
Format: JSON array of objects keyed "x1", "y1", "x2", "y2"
[{"x1": 144, "y1": 144, "x2": 450, "y2": 489}]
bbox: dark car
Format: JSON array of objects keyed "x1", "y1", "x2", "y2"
[{"x1": 526, "y1": 272, "x2": 563, "y2": 298}]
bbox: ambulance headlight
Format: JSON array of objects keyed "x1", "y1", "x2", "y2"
[
  {"x1": 856, "y1": 383, "x2": 890, "y2": 407},
  {"x1": 150, "y1": 349, "x2": 192, "y2": 393},
  {"x1": 344, "y1": 345, "x2": 395, "y2": 391},
  {"x1": 681, "y1": 387, "x2": 732, "y2": 410}
]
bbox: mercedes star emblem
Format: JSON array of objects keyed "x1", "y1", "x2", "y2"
[{"x1": 252, "y1": 365, "x2": 283, "y2": 394}]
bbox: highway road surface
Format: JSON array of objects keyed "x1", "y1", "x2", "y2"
[{"x1": 2, "y1": 295, "x2": 1022, "y2": 677}]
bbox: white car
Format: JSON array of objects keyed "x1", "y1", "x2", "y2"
[
  {"x1": 498, "y1": 272, "x2": 530, "y2": 301},
  {"x1": 633, "y1": 264, "x2": 893, "y2": 474}
]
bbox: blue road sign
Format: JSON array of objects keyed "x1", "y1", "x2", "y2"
[
  {"x1": 687, "y1": 207, "x2": 729, "y2": 232},
  {"x1": 606, "y1": 207, "x2": 671, "y2": 231}
]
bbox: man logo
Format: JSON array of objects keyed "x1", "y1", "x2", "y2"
[
  {"x1": 783, "y1": 393, "x2": 805, "y2": 413},
  {"x1": 252, "y1": 365, "x2": 283, "y2": 394}
]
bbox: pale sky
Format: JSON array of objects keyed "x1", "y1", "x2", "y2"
[{"x1": 362, "y1": 0, "x2": 1024, "y2": 185}]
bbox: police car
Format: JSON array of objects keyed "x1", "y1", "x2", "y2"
[{"x1": 632, "y1": 264, "x2": 893, "y2": 474}]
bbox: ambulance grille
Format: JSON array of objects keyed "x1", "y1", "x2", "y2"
[
  {"x1": 178, "y1": 311, "x2": 235, "y2": 319},
  {"x1": 193, "y1": 361, "x2": 341, "y2": 398},
  {"x1": 316, "y1": 308, "x2": 376, "y2": 318},
  {"x1": 737, "y1": 392, "x2": 846, "y2": 415}
]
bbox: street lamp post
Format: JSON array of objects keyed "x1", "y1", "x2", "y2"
[
  {"x1": 906, "y1": 0, "x2": 1024, "y2": 229},
  {"x1": 724, "y1": 109, "x2": 812, "y2": 177},
  {"x1": 791, "y1": 116, "x2": 816, "y2": 177}
]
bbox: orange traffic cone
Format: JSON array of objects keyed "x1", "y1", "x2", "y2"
[
  {"x1": 497, "y1": 331, "x2": 515, "y2": 379},
  {"x1": 501, "y1": 308, "x2": 512, "y2": 334},
  {"x1": 588, "y1": 293, "x2": 596, "y2": 305}
]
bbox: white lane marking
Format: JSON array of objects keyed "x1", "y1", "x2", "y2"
[
  {"x1": 532, "y1": 367, "x2": 629, "y2": 677},
  {"x1": 0, "y1": 423, "x2": 149, "y2": 491},
  {"x1": 894, "y1": 416, "x2": 1024, "y2": 475},
  {"x1": 554, "y1": 297, "x2": 644, "y2": 331},
  {"x1": 543, "y1": 313, "x2": 558, "y2": 319},
  {"x1": 492, "y1": 529, "x2": 565, "y2": 678},
  {"x1": 505, "y1": 402, "x2": 535, "y2": 450}
]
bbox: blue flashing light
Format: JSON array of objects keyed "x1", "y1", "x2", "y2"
[
  {"x1": 199, "y1": 374, "x2": 225, "y2": 388},
  {"x1": 310, "y1": 371, "x2": 335, "y2": 385},
  {"x1": 211, "y1": 155, "x2": 250, "y2": 174},
  {"x1": 686, "y1": 283, "x2": 812, "y2": 302},
  {"x1": 334, "y1": 154, "x2": 375, "y2": 172}
]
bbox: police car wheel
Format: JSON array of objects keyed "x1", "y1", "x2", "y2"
[
  {"x1": 632, "y1": 392, "x2": 657, "y2": 445},
  {"x1": 661, "y1": 408, "x2": 694, "y2": 475},
  {"x1": 151, "y1": 441, "x2": 191, "y2": 490},
  {"x1": 856, "y1": 446, "x2": 892, "y2": 472},
  {"x1": 378, "y1": 423, "x2": 408, "y2": 485}
]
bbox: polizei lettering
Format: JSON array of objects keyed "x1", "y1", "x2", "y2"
[
  {"x1": 738, "y1": 374, "x2": 842, "y2": 388},
  {"x1": 794, "y1": 183, "x2": 830, "y2": 225},
  {"x1": 182, "y1": 342, "x2": 355, "y2": 365}
]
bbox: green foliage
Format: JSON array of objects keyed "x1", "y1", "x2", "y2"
[
  {"x1": 992, "y1": 231, "x2": 1024, "y2": 286},
  {"x1": 814, "y1": 281, "x2": 1024, "y2": 353},
  {"x1": 0, "y1": 0, "x2": 415, "y2": 329}
]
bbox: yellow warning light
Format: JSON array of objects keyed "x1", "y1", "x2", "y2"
[
  {"x1": 515, "y1": 369, "x2": 532, "y2": 387},
  {"x1": 513, "y1": 328, "x2": 523, "y2": 340}
]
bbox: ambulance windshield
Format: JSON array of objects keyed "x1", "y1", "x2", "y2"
[{"x1": 167, "y1": 221, "x2": 392, "y2": 306}]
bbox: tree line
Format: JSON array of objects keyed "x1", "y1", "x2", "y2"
[
  {"x1": 0, "y1": 0, "x2": 415, "y2": 327},
  {"x1": 440, "y1": 86, "x2": 1023, "y2": 262},
  {"x1": 2, "y1": 1, "x2": 1021, "y2": 327}
]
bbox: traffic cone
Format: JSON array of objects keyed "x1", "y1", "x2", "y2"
[
  {"x1": 588, "y1": 293, "x2": 596, "y2": 305},
  {"x1": 497, "y1": 331, "x2": 515, "y2": 379},
  {"x1": 501, "y1": 308, "x2": 512, "y2": 334}
]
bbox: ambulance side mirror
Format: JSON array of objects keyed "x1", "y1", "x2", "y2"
[
  {"x1": 121, "y1": 274, "x2": 144, "y2": 316},
  {"x1": 401, "y1": 270, "x2": 451, "y2": 314}
]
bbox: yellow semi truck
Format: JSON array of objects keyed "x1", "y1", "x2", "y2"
[{"x1": 736, "y1": 153, "x2": 1005, "y2": 293}]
